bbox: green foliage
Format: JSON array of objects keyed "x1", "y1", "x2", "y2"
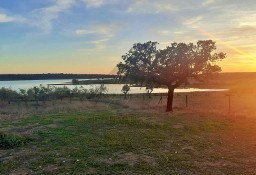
[
  {"x1": 0, "y1": 131, "x2": 31, "y2": 149},
  {"x1": 54, "y1": 86, "x2": 70, "y2": 101},
  {"x1": 87, "y1": 85, "x2": 108, "y2": 99},
  {"x1": 19, "y1": 88, "x2": 28, "y2": 102},
  {"x1": 77, "y1": 86, "x2": 88, "y2": 101},
  {"x1": 117, "y1": 41, "x2": 158, "y2": 85},
  {"x1": 4, "y1": 85, "x2": 109, "y2": 104},
  {"x1": 0, "y1": 87, "x2": 19, "y2": 104}
]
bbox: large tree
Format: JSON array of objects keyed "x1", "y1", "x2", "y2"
[{"x1": 117, "y1": 40, "x2": 226, "y2": 112}]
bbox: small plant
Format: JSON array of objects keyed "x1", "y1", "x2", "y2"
[
  {"x1": 78, "y1": 86, "x2": 88, "y2": 101},
  {"x1": 145, "y1": 84, "x2": 154, "y2": 98},
  {"x1": 122, "y1": 84, "x2": 130, "y2": 99},
  {"x1": 98, "y1": 84, "x2": 108, "y2": 95},
  {"x1": 0, "y1": 131, "x2": 31, "y2": 149},
  {"x1": 72, "y1": 79, "x2": 79, "y2": 84}
]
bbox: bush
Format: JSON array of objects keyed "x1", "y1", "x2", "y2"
[
  {"x1": 0, "y1": 87, "x2": 19, "y2": 104},
  {"x1": 121, "y1": 84, "x2": 130, "y2": 99},
  {"x1": 1, "y1": 85, "x2": 109, "y2": 103},
  {"x1": 72, "y1": 79, "x2": 79, "y2": 84},
  {"x1": 0, "y1": 131, "x2": 31, "y2": 149}
]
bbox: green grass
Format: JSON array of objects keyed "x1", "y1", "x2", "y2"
[{"x1": 1, "y1": 108, "x2": 256, "y2": 174}]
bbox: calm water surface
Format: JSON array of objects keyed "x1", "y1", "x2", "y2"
[
  {"x1": 0, "y1": 79, "x2": 227, "y2": 94},
  {"x1": 0, "y1": 79, "x2": 71, "y2": 90}
]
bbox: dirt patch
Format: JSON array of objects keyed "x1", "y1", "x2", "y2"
[
  {"x1": 99, "y1": 152, "x2": 157, "y2": 167},
  {"x1": 85, "y1": 168, "x2": 98, "y2": 174},
  {"x1": 9, "y1": 169, "x2": 31, "y2": 175},
  {"x1": 194, "y1": 160, "x2": 238, "y2": 168},
  {"x1": 46, "y1": 124, "x2": 59, "y2": 129},
  {"x1": 3, "y1": 123, "x2": 60, "y2": 136},
  {"x1": 42, "y1": 164, "x2": 59, "y2": 173},
  {"x1": 5, "y1": 125, "x2": 45, "y2": 136},
  {"x1": 0, "y1": 155, "x2": 15, "y2": 163},
  {"x1": 0, "y1": 147, "x2": 40, "y2": 164},
  {"x1": 181, "y1": 146, "x2": 198, "y2": 155},
  {"x1": 173, "y1": 123, "x2": 184, "y2": 129}
]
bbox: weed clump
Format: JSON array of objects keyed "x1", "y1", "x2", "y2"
[{"x1": 0, "y1": 131, "x2": 31, "y2": 149}]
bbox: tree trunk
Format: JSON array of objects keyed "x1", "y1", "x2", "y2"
[{"x1": 166, "y1": 86, "x2": 174, "y2": 112}]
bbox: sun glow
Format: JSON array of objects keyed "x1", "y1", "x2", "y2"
[
  {"x1": 196, "y1": 27, "x2": 256, "y2": 60},
  {"x1": 182, "y1": 17, "x2": 256, "y2": 72}
]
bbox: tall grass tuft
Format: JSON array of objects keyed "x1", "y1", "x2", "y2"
[{"x1": 0, "y1": 131, "x2": 31, "y2": 149}]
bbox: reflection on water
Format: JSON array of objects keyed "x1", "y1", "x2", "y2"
[{"x1": 0, "y1": 79, "x2": 227, "y2": 94}]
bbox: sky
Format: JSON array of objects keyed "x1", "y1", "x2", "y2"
[{"x1": 0, "y1": 0, "x2": 256, "y2": 74}]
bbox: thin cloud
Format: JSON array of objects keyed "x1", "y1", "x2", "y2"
[
  {"x1": 31, "y1": 0, "x2": 76, "y2": 32},
  {"x1": 158, "y1": 30, "x2": 185, "y2": 36},
  {"x1": 239, "y1": 13, "x2": 256, "y2": 27},
  {"x1": 92, "y1": 38, "x2": 109, "y2": 44},
  {"x1": 75, "y1": 24, "x2": 116, "y2": 52},
  {"x1": 0, "y1": 13, "x2": 25, "y2": 23},
  {"x1": 82, "y1": 0, "x2": 119, "y2": 8},
  {"x1": 82, "y1": 0, "x2": 106, "y2": 8},
  {"x1": 75, "y1": 23, "x2": 120, "y2": 38},
  {"x1": 182, "y1": 16, "x2": 203, "y2": 26},
  {"x1": 126, "y1": 0, "x2": 177, "y2": 14},
  {"x1": 75, "y1": 29, "x2": 96, "y2": 35},
  {"x1": 202, "y1": 0, "x2": 216, "y2": 7},
  {"x1": 75, "y1": 25, "x2": 114, "y2": 54},
  {"x1": 0, "y1": 13, "x2": 15, "y2": 23},
  {"x1": 158, "y1": 30, "x2": 172, "y2": 35}
]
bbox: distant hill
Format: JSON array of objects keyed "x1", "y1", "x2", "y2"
[
  {"x1": 0, "y1": 74, "x2": 117, "y2": 81},
  {"x1": 210, "y1": 72, "x2": 256, "y2": 87},
  {"x1": 189, "y1": 72, "x2": 256, "y2": 93}
]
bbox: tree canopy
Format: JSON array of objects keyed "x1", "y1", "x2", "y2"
[{"x1": 117, "y1": 40, "x2": 226, "y2": 111}]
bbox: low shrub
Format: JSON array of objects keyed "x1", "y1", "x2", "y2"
[{"x1": 0, "y1": 131, "x2": 31, "y2": 149}]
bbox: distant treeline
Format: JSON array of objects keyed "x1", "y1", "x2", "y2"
[{"x1": 0, "y1": 74, "x2": 117, "y2": 81}]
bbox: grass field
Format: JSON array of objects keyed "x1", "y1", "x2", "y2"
[{"x1": 1, "y1": 91, "x2": 256, "y2": 174}]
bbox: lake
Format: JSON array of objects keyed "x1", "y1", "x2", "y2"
[{"x1": 0, "y1": 79, "x2": 227, "y2": 94}]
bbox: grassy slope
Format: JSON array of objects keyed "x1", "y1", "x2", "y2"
[{"x1": 1, "y1": 107, "x2": 256, "y2": 175}]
